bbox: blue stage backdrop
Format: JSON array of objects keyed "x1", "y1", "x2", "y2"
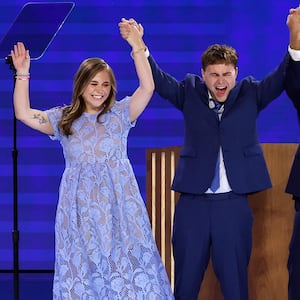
[{"x1": 0, "y1": 0, "x2": 299, "y2": 284}]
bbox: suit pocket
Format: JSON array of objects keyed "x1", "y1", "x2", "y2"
[
  {"x1": 179, "y1": 147, "x2": 197, "y2": 157},
  {"x1": 243, "y1": 144, "x2": 263, "y2": 157}
]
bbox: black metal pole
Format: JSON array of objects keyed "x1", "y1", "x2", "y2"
[
  {"x1": 6, "y1": 55, "x2": 19, "y2": 300},
  {"x1": 12, "y1": 115, "x2": 19, "y2": 300}
]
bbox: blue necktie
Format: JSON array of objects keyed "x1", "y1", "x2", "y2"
[
  {"x1": 210, "y1": 151, "x2": 220, "y2": 192},
  {"x1": 210, "y1": 100, "x2": 222, "y2": 192}
]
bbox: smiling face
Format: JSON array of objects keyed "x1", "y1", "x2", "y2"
[
  {"x1": 71, "y1": 57, "x2": 117, "y2": 116},
  {"x1": 82, "y1": 70, "x2": 112, "y2": 113},
  {"x1": 201, "y1": 63, "x2": 238, "y2": 102}
]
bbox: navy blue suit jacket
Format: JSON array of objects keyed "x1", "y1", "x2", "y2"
[
  {"x1": 149, "y1": 52, "x2": 292, "y2": 195},
  {"x1": 285, "y1": 58, "x2": 300, "y2": 198}
]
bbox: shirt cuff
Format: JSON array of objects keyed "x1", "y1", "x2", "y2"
[
  {"x1": 288, "y1": 45, "x2": 300, "y2": 61},
  {"x1": 144, "y1": 47, "x2": 150, "y2": 57}
]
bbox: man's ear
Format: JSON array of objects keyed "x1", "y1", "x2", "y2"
[
  {"x1": 201, "y1": 68, "x2": 205, "y2": 80},
  {"x1": 235, "y1": 67, "x2": 238, "y2": 78}
]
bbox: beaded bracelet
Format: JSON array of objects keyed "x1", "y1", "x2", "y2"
[
  {"x1": 15, "y1": 73, "x2": 30, "y2": 81},
  {"x1": 16, "y1": 77, "x2": 30, "y2": 81}
]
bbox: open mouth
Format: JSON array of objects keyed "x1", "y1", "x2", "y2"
[
  {"x1": 93, "y1": 95, "x2": 104, "y2": 99},
  {"x1": 215, "y1": 87, "x2": 227, "y2": 97}
]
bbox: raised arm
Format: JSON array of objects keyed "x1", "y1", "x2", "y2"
[
  {"x1": 11, "y1": 42, "x2": 54, "y2": 135},
  {"x1": 119, "y1": 18, "x2": 154, "y2": 122},
  {"x1": 287, "y1": 5, "x2": 300, "y2": 50},
  {"x1": 285, "y1": 5, "x2": 300, "y2": 116}
]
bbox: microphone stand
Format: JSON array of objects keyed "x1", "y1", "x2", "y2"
[
  {"x1": 5, "y1": 55, "x2": 19, "y2": 300},
  {"x1": 0, "y1": 4, "x2": 74, "y2": 299}
]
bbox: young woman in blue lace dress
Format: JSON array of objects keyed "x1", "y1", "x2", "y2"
[{"x1": 10, "y1": 19, "x2": 174, "y2": 300}]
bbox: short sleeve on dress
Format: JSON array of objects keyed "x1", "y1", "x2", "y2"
[
  {"x1": 45, "y1": 107, "x2": 63, "y2": 141},
  {"x1": 113, "y1": 96, "x2": 136, "y2": 128}
]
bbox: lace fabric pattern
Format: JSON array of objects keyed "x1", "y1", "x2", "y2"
[{"x1": 45, "y1": 97, "x2": 174, "y2": 299}]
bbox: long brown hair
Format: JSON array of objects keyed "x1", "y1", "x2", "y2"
[{"x1": 59, "y1": 58, "x2": 117, "y2": 136}]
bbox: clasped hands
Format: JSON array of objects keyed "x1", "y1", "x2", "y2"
[{"x1": 119, "y1": 18, "x2": 143, "y2": 41}]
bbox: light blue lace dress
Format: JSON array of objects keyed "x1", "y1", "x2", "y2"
[{"x1": 45, "y1": 97, "x2": 174, "y2": 300}]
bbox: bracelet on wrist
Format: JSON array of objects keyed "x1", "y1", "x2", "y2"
[
  {"x1": 15, "y1": 74, "x2": 30, "y2": 80},
  {"x1": 131, "y1": 47, "x2": 146, "y2": 54}
]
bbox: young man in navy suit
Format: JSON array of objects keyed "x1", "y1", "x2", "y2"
[
  {"x1": 284, "y1": 7, "x2": 300, "y2": 300},
  {"x1": 119, "y1": 6, "x2": 300, "y2": 300},
  {"x1": 286, "y1": 111, "x2": 300, "y2": 300}
]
